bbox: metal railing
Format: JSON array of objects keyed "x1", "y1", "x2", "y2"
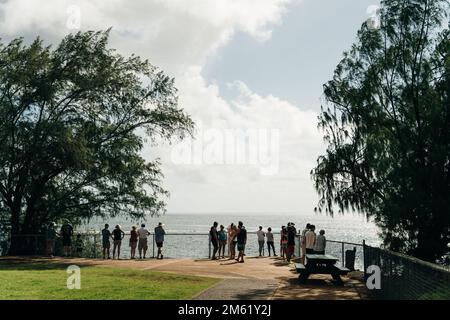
[
  {"x1": 4, "y1": 232, "x2": 366, "y2": 270},
  {"x1": 363, "y1": 244, "x2": 450, "y2": 300}
]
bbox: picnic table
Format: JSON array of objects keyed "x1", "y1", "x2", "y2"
[{"x1": 295, "y1": 254, "x2": 350, "y2": 284}]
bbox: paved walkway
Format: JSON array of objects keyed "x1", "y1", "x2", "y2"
[{"x1": 0, "y1": 256, "x2": 369, "y2": 300}]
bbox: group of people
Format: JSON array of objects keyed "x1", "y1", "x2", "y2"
[
  {"x1": 209, "y1": 221, "x2": 248, "y2": 263},
  {"x1": 208, "y1": 221, "x2": 327, "y2": 264},
  {"x1": 45, "y1": 221, "x2": 166, "y2": 260},
  {"x1": 101, "y1": 223, "x2": 166, "y2": 260}
]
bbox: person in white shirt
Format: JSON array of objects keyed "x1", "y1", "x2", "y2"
[
  {"x1": 256, "y1": 226, "x2": 266, "y2": 257},
  {"x1": 137, "y1": 224, "x2": 150, "y2": 259},
  {"x1": 305, "y1": 225, "x2": 317, "y2": 254},
  {"x1": 314, "y1": 229, "x2": 326, "y2": 254},
  {"x1": 301, "y1": 223, "x2": 311, "y2": 263}
]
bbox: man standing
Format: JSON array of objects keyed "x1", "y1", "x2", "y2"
[
  {"x1": 101, "y1": 224, "x2": 112, "y2": 259},
  {"x1": 301, "y1": 223, "x2": 311, "y2": 263},
  {"x1": 45, "y1": 222, "x2": 58, "y2": 257},
  {"x1": 305, "y1": 225, "x2": 317, "y2": 254},
  {"x1": 154, "y1": 222, "x2": 166, "y2": 259},
  {"x1": 137, "y1": 224, "x2": 150, "y2": 259},
  {"x1": 210, "y1": 221, "x2": 219, "y2": 260},
  {"x1": 236, "y1": 221, "x2": 247, "y2": 263},
  {"x1": 60, "y1": 221, "x2": 73, "y2": 257},
  {"x1": 286, "y1": 223, "x2": 297, "y2": 262},
  {"x1": 256, "y1": 226, "x2": 265, "y2": 257}
]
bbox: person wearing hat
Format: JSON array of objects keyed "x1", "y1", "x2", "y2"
[
  {"x1": 101, "y1": 224, "x2": 112, "y2": 259},
  {"x1": 137, "y1": 224, "x2": 150, "y2": 259},
  {"x1": 112, "y1": 225, "x2": 125, "y2": 259},
  {"x1": 154, "y1": 222, "x2": 166, "y2": 259}
]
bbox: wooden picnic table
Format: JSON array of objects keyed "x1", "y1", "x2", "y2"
[{"x1": 295, "y1": 254, "x2": 350, "y2": 284}]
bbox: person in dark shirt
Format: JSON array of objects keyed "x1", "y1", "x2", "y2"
[
  {"x1": 112, "y1": 225, "x2": 125, "y2": 260},
  {"x1": 287, "y1": 223, "x2": 297, "y2": 262},
  {"x1": 236, "y1": 221, "x2": 247, "y2": 263},
  {"x1": 129, "y1": 226, "x2": 138, "y2": 259},
  {"x1": 210, "y1": 222, "x2": 219, "y2": 260},
  {"x1": 101, "y1": 224, "x2": 112, "y2": 259},
  {"x1": 60, "y1": 222, "x2": 74, "y2": 257}
]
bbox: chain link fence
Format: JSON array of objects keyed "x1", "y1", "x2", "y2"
[{"x1": 363, "y1": 245, "x2": 450, "y2": 300}]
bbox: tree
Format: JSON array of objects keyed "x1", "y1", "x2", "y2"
[
  {"x1": 312, "y1": 0, "x2": 450, "y2": 262},
  {"x1": 0, "y1": 30, "x2": 194, "y2": 254}
]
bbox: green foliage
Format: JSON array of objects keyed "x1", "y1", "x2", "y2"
[
  {"x1": 0, "y1": 30, "x2": 194, "y2": 244},
  {"x1": 312, "y1": 0, "x2": 450, "y2": 261}
]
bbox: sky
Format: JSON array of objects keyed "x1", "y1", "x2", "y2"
[{"x1": 0, "y1": 0, "x2": 381, "y2": 214}]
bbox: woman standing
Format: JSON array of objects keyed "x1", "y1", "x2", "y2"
[
  {"x1": 280, "y1": 226, "x2": 288, "y2": 260},
  {"x1": 112, "y1": 225, "x2": 125, "y2": 260},
  {"x1": 228, "y1": 223, "x2": 238, "y2": 260},
  {"x1": 129, "y1": 226, "x2": 138, "y2": 259}
]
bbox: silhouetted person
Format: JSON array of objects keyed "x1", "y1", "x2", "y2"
[
  {"x1": 210, "y1": 222, "x2": 219, "y2": 260},
  {"x1": 266, "y1": 227, "x2": 277, "y2": 257}
]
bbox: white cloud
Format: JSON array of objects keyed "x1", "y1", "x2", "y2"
[{"x1": 0, "y1": 0, "x2": 325, "y2": 213}]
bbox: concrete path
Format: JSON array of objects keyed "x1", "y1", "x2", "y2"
[{"x1": 1, "y1": 256, "x2": 369, "y2": 300}]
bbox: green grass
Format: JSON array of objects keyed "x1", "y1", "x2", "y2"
[{"x1": 0, "y1": 261, "x2": 219, "y2": 300}]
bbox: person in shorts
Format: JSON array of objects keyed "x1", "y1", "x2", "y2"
[
  {"x1": 137, "y1": 224, "x2": 150, "y2": 259},
  {"x1": 112, "y1": 225, "x2": 125, "y2": 260},
  {"x1": 129, "y1": 226, "x2": 138, "y2": 259},
  {"x1": 154, "y1": 222, "x2": 166, "y2": 259},
  {"x1": 236, "y1": 221, "x2": 247, "y2": 263},
  {"x1": 218, "y1": 225, "x2": 227, "y2": 259},
  {"x1": 60, "y1": 222, "x2": 74, "y2": 257},
  {"x1": 102, "y1": 224, "x2": 112, "y2": 259},
  {"x1": 45, "y1": 222, "x2": 58, "y2": 257}
]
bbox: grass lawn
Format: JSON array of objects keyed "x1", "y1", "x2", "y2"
[{"x1": 0, "y1": 260, "x2": 220, "y2": 300}]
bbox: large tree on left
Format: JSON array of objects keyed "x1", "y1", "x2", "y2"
[{"x1": 0, "y1": 30, "x2": 194, "y2": 254}]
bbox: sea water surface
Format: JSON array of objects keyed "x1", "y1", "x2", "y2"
[{"x1": 81, "y1": 213, "x2": 380, "y2": 268}]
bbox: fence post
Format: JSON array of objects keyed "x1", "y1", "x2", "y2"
[
  {"x1": 93, "y1": 233, "x2": 98, "y2": 259},
  {"x1": 362, "y1": 240, "x2": 366, "y2": 280},
  {"x1": 341, "y1": 242, "x2": 345, "y2": 267},
  {"x1": 208, "y1": 234, "x2": 211, "y2": 259},
  {"x1": 152, "y1": 233, "x2": 155, "y2": 258}
]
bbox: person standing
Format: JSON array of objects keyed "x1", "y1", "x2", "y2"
[
  {"x1": 60, "y1": 221, "x2": 74, "y2": 257},
  {"x1": 112, "y1": 225, "x2": 125, "y2": 260},
  {"x1": 102, "y1": 224, "x2": 112, "y2": 259},
  {"x1": 137, "y1": 224, "x2": 150, "y2": 259},
  {"x1": 305, "y1": 225, "x2": 317, "y2": 254},
  {"x1": 314, "y1": 230, "x2": 326, "y2": 254},
  {"x1": 236, "y1": 221, "x2": 247, "y2": 263},
  {"x1": 129, "y1": 226, "x2": 138, "y2": 259},
  {"x1": 266, "y1": 227, "x2": 277, "y2": 257},
  {"x1": 228, "y1": 223, "x2": 238, "y2": 260},
  {"x1": 210, "y1": 222, "x2": 219, "y2": 260},
  {"x1": 280, "y1": 226, "x2": 288, "y2": 259},
  {"x1": 287, "y1": 223, "x2": 297, "y2": 262},
  {"x1": 256, "y1": 226, "x2": 265, "y2": 257},
  {"x1": 45, "y1": 222, "x2": 58, "y2": 257},
  {"x1": 300, "y1": 223, "x2": 311, "y2": 263},
  {"x1": 218, "y1": 225, "x2": 227, "y2": 259},
  {"x1": 154, "y1": 222, "x2": 166, "y2": 259}
]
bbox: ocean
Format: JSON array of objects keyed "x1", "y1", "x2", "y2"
[{"x1": 80, "y1": 213, "x2": 380, "y2": 269}]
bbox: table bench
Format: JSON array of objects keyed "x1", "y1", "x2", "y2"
[{"x1": 295, "y1": 254, "x2": 350, "y2": 285}]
